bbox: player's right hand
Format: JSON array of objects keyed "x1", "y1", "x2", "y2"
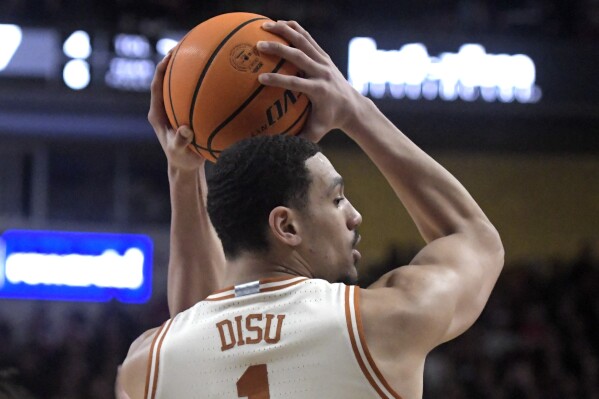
[
  {"x1": 258, "y1": 20, "x2": 369, "y2": 143},
  {"x1": 149, "y1": 52, "x2": 205, "y2": 171}
]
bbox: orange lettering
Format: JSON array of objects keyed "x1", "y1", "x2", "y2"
[
  {"x1": 264, "y1": 314, "x2": 285, "y2": 344},
  {"x1": 235, "y1": 315, "x2": 246, "y2": 346},
  {"x1": 246, "y1": 314, "x2": 263, "y2": 344},
  {"x1": 216, "y1": 319, "x2": 236, "y2": 351},
  {"x1": 217, "y1": 314, "x2": 286, "y2": 350}
]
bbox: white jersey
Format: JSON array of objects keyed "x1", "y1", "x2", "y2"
[{"x1": 144, "y1": 277, "x2": 402, "y2": 399}]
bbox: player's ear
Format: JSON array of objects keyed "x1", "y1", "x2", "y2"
[{"x1": 269, "y1": 206, "x2": 302, "y2": 247}]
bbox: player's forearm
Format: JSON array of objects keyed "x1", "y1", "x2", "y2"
[
  {"x1": 167, "y1": 166, "x2": 225, "y2": 316},
  {"x1": 344, "y1": 97, "x2": 497, "y2": 244}
]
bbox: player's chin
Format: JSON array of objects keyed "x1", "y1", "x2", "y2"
[
  {"x1": 352, "y1": 248, "x2": 361, "y2": 266},
  {"x1": 346, "y1": 263, "x2": 360, "y2": 285},
  {"x1": 337, "y1": 270, "x2": 359, "y2": 286}
]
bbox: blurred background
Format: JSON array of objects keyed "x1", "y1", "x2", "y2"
[{"x1": 0, "y1": 0, "x2": 598, "y2": 398}]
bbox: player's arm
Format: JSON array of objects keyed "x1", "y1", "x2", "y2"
[
  {"x1": 257, "y1": 21, "x2": 504, "y2": 349},
  {"x1": 117, "y1": 51, "x2": 228, "y2": 399},
  {"x1": 149, "y1": 54, "x2": 226, "y2": 316},
  {"x1": 345, "y1": 99, "x2": 503, "y2": 347}
]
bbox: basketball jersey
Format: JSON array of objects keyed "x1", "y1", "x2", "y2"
[{"x1": 144, "y1": 276, "x2": 403, "y2": 399}]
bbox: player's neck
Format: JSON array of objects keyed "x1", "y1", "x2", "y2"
[{"x1": 221, "y1": 250, "x2": 315, "y2": 288}]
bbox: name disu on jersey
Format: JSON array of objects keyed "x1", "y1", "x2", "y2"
[{"x1": 216, "y1": 313, "x2": 286, "y2": 351}]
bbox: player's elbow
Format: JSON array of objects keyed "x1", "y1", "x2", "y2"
[
  {"x1": 470, "y1": 219, "x2": 504, "y2": 271},
  {"x1": 486, "y1": 224, "x2": 504, "y2": 275}
]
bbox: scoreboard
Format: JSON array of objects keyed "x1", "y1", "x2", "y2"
[
  {"x1": 0, "y1": 23, "x2": 183, "y2": 91},
  {"x1": 0, "y1": 23, "x2": 542, "y2": 105},
  {"x1": 1, "y1": 22, "x2": 598, "y2": 124},
  {"x1": 348, "y1": 38, "x2": 541, "y2": 104},
  {"x1": 0, "y1": 25, "x2": 60, "y2": 81},
  {"x1": 104, "y1": 33, "x2": 180, "y2": 91}
]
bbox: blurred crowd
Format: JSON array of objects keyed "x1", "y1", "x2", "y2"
[
  {"x1": 427, "y1": 245, "x2": 599, "y2": 398},
  {"x1": 0, "y1": 245, "x2": 597, "y2": 398},
  {"x1": 0, "y1": 298, "x2": 170, "y2": 399},
  {"x1": 1, "y1": 0, "x2": 598, "y2": 40},
  {"x1": 365, "y1": 244, "x2": 599, "y2": 398}
]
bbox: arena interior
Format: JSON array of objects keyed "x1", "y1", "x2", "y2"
[{"x1": 0, "y1": 1, "x2": 598, "y2": 398}]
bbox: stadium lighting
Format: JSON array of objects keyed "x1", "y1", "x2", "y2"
[
  {"x1": 156, "y1": 38, "x2": 178, "y2": 56},
  {"x1": 63, "y1": 59, "x2": 90, "y2": 90},
  {"x1": 105, "y1": 57, "x2": 154, "y2": 91},
  {"x1": 114, "y1": 34, "x2": 150, "y2": 58},
  {"x1": 62, "y1": 30, "x2": 92, "y2": 59}
]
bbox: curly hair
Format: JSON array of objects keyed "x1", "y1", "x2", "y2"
[{"x1": 207, "y1": 135, "x2": 321, "y2": 259}]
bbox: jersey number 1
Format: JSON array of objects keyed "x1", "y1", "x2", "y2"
[{"x1": 237, "y1": 364, "x2": 270, "y2": 399}]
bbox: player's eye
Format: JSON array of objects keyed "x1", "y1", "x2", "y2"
[{"x1": 334, "y1": 197, "x2": 345, "y2": 206}]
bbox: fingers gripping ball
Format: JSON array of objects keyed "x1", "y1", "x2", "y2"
[{"x1": 164, "y1": 12, "x2": 311, "y2": 162}]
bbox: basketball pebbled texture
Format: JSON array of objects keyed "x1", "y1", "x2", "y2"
[{"x1": 164, "y1": 12, "x2": 311, "y2": 162}]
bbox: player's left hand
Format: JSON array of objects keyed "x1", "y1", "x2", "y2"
[
  {"x1": 258, "y1": 20, "x2": 367, "y2": 143},
  {"x1": 149, "y1": 52, "x2": 205, "y2": 171}
]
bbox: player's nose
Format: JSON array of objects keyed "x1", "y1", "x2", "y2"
[{"x1": 347, "y1": 203, "x2": 362, "y2": 230}]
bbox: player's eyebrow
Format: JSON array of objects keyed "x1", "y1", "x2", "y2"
[{"x1": 327, "y1": 176, "x2": 344, "y2": 195}]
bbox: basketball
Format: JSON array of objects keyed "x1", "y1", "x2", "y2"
[{"x1": 163, "y1": 12, "x2": 311, "y2": 162}]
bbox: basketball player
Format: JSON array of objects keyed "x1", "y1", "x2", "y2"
[{"x1": 118, "y1": 20, "x2": 504, "y2": 399}]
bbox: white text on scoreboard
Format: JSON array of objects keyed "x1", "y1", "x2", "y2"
[{"x1": 348, "y1": 37, "x2": 541, "y2": 103}]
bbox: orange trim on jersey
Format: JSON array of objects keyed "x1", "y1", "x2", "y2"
[
  {"x1": 209, "y1": 275, "x2": 305, "y2": 295},
  {"x1": 144, "y1": 321, "x2": 167, "y2": 399},
  {"x1": 150, "y1": 319, "x2": 173, "y2": 399},
  {"x1": 205, "y1": 294, "x2": 235, "y2": 301},
  {"x1": 205, "y1": 276, "x2": 308, "y2": 301},
  {"x1": 151, "y1": 319, "x2": 173, "y2": 399},
  {"x1": 260, "y1": 279, "x2": 307, "y2": 293},
  {"x1": 344, "y1": 286, "x2": 388, "y2": 399},
  {"x1": 354, "y1": 287, "x2": 404, "y2": 399},
  {"x1": 259, "y1": 275, "x2": 303, "y2": 285},
  {"x1": 210, "y1": 285, "x2": 233, "y2": 295}
]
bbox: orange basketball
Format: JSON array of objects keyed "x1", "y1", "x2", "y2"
[{"x1": 163, "y1": 12, "x2": 311, "y2": 162}]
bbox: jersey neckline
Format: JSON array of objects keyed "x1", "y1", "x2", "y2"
[{"x1": 206, "y1": 276, "x2": 309, "y2": 301}]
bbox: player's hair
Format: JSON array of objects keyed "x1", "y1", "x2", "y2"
[{"x1": 207, "y1": 135, "x2": 320, "y2": 259}]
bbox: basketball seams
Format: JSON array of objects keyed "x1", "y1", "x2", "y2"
[
  {"x1": 188, "y1": 17, "x2": 268, "y2": 135},
  {"x1": 205, "y1": 58, "x2": 287, "y2": 159},
  {"x1": 166, "y1": 36, "x2": 189, "y2": 129},
  {"x1": 279, "y1": 101, "x2": 312, "y2": 135},
  {"x1": 169, "y1": 13, "x2": 310, "y2": 162}
]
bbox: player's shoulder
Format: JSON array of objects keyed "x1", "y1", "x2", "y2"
[
  {"x1": 359, "y1": 266, "x2": 457, "y2": 354},
  {"x1": 303, "y1": 277, "x2": 352, "y2": 296},
  {"x1": 361, "y1": 266, "x2": 452, "y2": 320},
  {"x1": 119, "y1": 326, "x2": 162, "y2": 399},
  {"x1": 131, "y1": 326, "x2": 161, "y2": 354}
]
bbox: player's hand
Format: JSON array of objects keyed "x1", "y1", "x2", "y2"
[
  {"x1": 149, "y1": 52, "x2": 205, "y2": 171},
  {"x1": 258, "y1": 21, "x2": 366, "y2": 142}
]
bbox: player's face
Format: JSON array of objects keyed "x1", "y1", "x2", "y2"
[{"x1": 298, "y1": 153, "x2": 362, "y2": 285}]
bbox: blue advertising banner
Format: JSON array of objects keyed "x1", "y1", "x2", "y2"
[{"x1": 0, "y1": 230, "x2": 152, "y2": 303}]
